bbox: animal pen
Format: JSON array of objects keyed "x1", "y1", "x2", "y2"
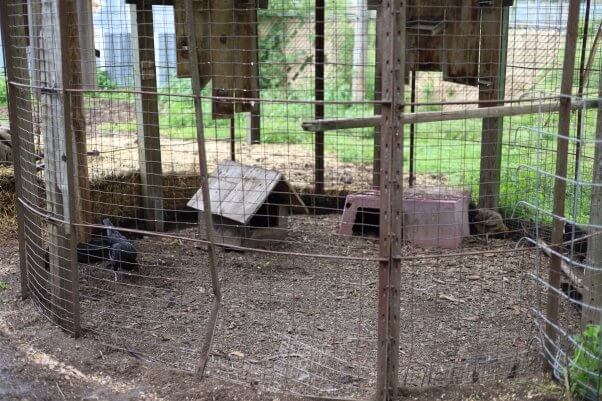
[{"x1": 1, "y1": 0, "x2": 602, "y2": 399}]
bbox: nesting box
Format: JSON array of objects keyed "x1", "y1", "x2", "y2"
[{"x1": 187, "y1": 160, "x2": 307, "y2": 248}]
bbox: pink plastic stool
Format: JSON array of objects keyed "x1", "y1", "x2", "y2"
[
  {"x1": 339, "y1": 190, "x2": 380, "y2": 236},
  {"x1": 339, "y1": 188, "x2": 470, "y2": 249}
]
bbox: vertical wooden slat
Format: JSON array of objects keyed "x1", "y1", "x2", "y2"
[
  {"x1": 314, "y1": 0, "x2": 325, "y2": 194},
  {"x1": 478, "y1": 1, "x2": 509, "y2": 210},
  {"x1": 377, "y1": 0, "x2": 405, "y2": 399},
  {"x1": 581, "y1": 66, "x2": 602, "y2": 328},
  {"x1": 0, "y1": 0, "x2": 43, "y2": 299},
  {"x1": 545, "y1": 0, "x2": 581, "y2": 370},
  {"x1": 130, "y1": 0, "x2": 164, "y2": 231},
  {"x1": 76, "y1": 0, "x2": 96, "y2": 90}
]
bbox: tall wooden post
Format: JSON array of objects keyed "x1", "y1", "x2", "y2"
[
  {"x1": 544, "y1": 0, "x2": 580, "y2": 370},
  {"x1": 130, "y1": 0, "x2": 164, "y2": 231},
  {"x1": 27, "y1": 0, "x2": 84, "y2": 335},
  {"x1": 315, "y1": 0, "x2": 325, "y2": 194},
  {"x1": 376, "y1": 1, "x2": 405, "y2": 399},
  {"x1": 76, "y1": 0, "x2": 96, "y2": 90},
  {"x1": 581, "y1": 66, "x2": 602, "y2": 328},
  {"x1": 0, "y1": 0, "x2": 43, "y2": 300},
  {"x1": 478, "y1": 1, "x2": 509, "y2": 209}
]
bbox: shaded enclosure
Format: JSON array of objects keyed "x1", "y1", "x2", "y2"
[{"x1": 1, "y1": 0, "x2": 602, "y2": 400}]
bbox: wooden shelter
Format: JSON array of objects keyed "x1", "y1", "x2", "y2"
[{"x1": 187, "y1": 160, "x2": 308, "y2": 248}]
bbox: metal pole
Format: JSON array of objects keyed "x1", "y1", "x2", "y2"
[
  {"x1": 573, "y1": 0, "x2": 591, "y2": 184},
  {"x1": 544, "y1": 0, "x2": 581, "y2": 372},
  {"x1": 183, "y1": 0, "x2": 222, "y2": 378}
]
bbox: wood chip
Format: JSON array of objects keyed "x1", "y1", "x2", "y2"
[
  {"x1": 466, "y1": 275, "x2": 481, "y2": 280},
  {"x1": 438, "y1": 294, "x2": 465, "y2": 303},
  {"x1": 228, "y1": 351, "x2": 245, "y2": 359}
]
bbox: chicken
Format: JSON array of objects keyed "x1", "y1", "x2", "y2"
[
  {"x1": 563, "y1": 222, "x2": 588, "y2": 261},
  {"x1": 103, "y1": 218, "x2": 138, "y2": 278},
  {"x1": 468, "y1": 202, "x2": 509, "y2": 242}
]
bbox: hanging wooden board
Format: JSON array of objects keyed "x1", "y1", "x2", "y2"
[{"x1": 174, "y1": 0, "x2": 211, "y2": 87}]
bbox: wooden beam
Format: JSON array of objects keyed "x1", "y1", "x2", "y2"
[
  {"x1": 301, "y1": 99, "x2": 600, "y2": 132},
  {"x1": 28, "y1": 0, "x2": 83, "y2": 334},
  {"x1": 478, "y1": 1, "x2": 509, "y2": 210},
  {"x1": 76, "y1": 0, "x2": 96, "y2": 90},
  {"x1": 545, "y1": 0, "x2": 580, "y2": 372},
  {"x1": 0, "y1": 0, "x2": 43, "y2": 300},
  {"x1": 130, "y1": 1, "x2": 164, "y2": 231},
  {"x1": 581, "y1": 63, "x2": 602, "y2": 328},
  {"x1": 376, "y1": 0, "x2": 404, "y2": 399},
  {"x1": 315, "y1": 0, "x2": 325, "y2": 194}
]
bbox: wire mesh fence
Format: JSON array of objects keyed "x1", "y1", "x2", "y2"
[{"x1": 1, "y1": 0, "x2": 601, "y2": 399}]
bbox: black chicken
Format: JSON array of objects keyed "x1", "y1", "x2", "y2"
[
  {"x1": 563, "y1": 222, "x2": 588, "y2": 261},
  {"x1": 103, "y1": 218, "x2": 138, "y2": 276}
]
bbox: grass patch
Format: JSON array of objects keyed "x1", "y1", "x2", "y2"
[{"x1": 0, "y1": 281, "x2": 7, "y2": 292}]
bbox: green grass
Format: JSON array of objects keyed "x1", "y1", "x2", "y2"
[
  {"x1": 91, "y1": 13, "x2": 600, "y2": 225},
  {"x1": 0, "y1": 281, "x2": 7, "y2": 292}
]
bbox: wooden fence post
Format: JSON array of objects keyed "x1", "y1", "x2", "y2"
[
  {"x1": 130, "y1": 0, "x2": 164, "y2": 232},
  {"x1": 545, "y1": 0, "x2": 581, "y2": 370},
  {"x1": 376, "y1": 0, "x2": 405, "y2": 399},
  {"x1": 478, "y1": 0, "x2": 509, "y2": 210}
]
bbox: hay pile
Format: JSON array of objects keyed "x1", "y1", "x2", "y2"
[{"x1": 0, "y1": 165, "x2": 16, "y2": 236}]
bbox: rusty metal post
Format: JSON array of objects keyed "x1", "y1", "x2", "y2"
[
  {"x1": 376, "y1": 0, "x2": 405, "y2": 399},
  {"x1": 315, "y1": 0, "x2": 325, "y2": 194},
  {"x1": 184, "y1": 0, "x2": 223, "y2": 378},
  {"x1": 544, "y1": 0, "x2": 581, "y2": 371},
  {"x1": 0, "y1": 0, "x2": 38, "y2": 299}
]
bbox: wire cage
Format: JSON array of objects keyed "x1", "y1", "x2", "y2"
[{"x1": 1, "y1": 0, "x2": 601, "y2": 399}]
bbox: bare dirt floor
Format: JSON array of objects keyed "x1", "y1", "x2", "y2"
[{"x1": 0, "y1": 211, "x2": 581, "y2": 401}]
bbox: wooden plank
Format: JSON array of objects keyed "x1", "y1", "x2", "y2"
[
  {"x1": 545, "y1": 0, "x2": 580, "y2": 372},
  {"x1": 301, "y1": 99, "x2": 600, "y2": 132},
  {"x1": 0, "y1": 0, "x2": 43, "y2": 300},
  {"x1": 442, "y1": 0, "x2": 480, "y2": 86},
  {"x1": 173, "y1": 0, "x2": 211, "y2": 85},
  {"x1": 315, "y1": 0, "x2": 325, "y2": 194},
  {"x1": 581, "y1": 65, "x2": 602, "y2": 328},
  {"x1": 25, "y1": 0, "x2": 86, "y2": 334},
  {"x1": 76, "y1": 0, "x2": 96, "y2": 90},
  {"x1": 187, "y1": 160, "x2": 282, "y2": 223},
  {"x1": 209, "y1": 0, "x2": 236, "y2": 118},
  {"x1": 376, "y1": 0, "x2": 405, "y2": 399},
  {"x1": 130, "y1": 1, "x2": 164, "y2": 231},
  {"x1": 478, "y1": 1, "x2": 509, "y2": 209},
  {"x1": 233, "y1": 6, "x2": 259, "y2": 112}
]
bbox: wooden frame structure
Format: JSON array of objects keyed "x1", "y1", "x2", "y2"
[{"x1": 2, "y1": 1, "x2": 599, "y2": 399}]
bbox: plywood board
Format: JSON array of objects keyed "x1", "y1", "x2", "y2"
[{"x1": 187, "y1": 160, "x2": 306, "y2": 224}]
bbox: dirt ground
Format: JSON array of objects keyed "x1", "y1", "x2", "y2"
[{"x1": 0, "y1": 211, "x2": 579, "y2": 401}]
